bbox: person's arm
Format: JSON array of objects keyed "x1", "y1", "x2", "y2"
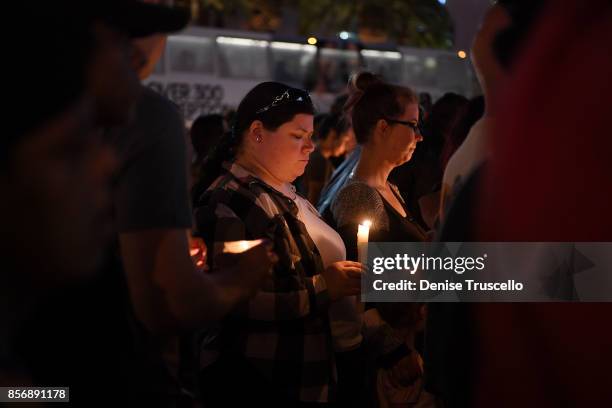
[
  {"x1": 119, "y1": 228, "x2": 274, "y2": 333},
  {"x1": 114, "y1": 92, "x2": 273, "y2": 333}
]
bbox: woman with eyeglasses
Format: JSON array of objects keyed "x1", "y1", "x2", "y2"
[
  {"x1": 331, "y1": 72, "x2": 428, "y2": 255},
  {"x1": 329, "y1": 72, "x2": 431, "y2": 408},
  {"x1": 192, "y1": 82, "x2": 363, "y2": 406}
]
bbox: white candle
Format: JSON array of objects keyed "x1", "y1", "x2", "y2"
[
  {"x1": 357, "y1": 220, "x2": 371, "y2": 266},
  {"x1": 223, "y1": 239, "x2": 264, "y2": 254}
]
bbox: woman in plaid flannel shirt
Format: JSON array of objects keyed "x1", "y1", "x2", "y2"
[{"x1": 192, "y1": 82, "x2": 364, "y2": 405}]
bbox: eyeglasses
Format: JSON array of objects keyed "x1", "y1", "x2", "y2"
[
  {"x1": 384, "y1": 117, "x2": 421, "y2": 133},
  {"x1": 255, "y1": 89, "x2": 312, "y2": 114}
]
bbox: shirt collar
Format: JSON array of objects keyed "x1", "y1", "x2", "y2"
[{"x1": 224, "y1": 161, "x2": 295, "y2": 201}]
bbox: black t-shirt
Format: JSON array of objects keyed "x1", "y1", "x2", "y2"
[
  {"x1": 109, "y1": 85, "x2": 193, "y2": 232},
  {"x1": 16, "y1": 87, "x2": 194, "y2": 405}
]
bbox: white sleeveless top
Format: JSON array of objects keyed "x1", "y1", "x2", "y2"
[{"x1": 294, "y1": 194, "x2": 363, "y2": 352}]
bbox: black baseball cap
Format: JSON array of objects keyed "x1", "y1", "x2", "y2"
[
  {"x1": 2, "y1": 0, "x2": 190, "y2": 160},
  {"x1": 95, "y1": 0, "x2": 191, "y2": 38}
]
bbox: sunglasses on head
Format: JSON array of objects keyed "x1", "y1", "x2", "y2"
[{"x1": 255, "y1": 89, "x2": 313, "y2": 115}]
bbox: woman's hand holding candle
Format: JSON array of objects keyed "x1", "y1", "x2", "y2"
[{"x1": 322, "y1": 261, "x2": 365, "y2": 301}]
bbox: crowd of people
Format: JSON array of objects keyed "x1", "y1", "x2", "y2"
[{"x1": 2, "y1": 0, "x2": 612, "y2": 407}]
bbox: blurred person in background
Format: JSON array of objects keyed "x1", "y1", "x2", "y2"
[
  {"x1": 329, "y1": 115, "x2": 357, "y2": 168},
  {"x1": 0, "y1": 0, "x2": 118, "y2": 387},
  {"x1": 104, "y1": 1, "x2": 277, "y2": 404},
  {"x1": 426, "y1": 2, "x2": 549, "y2": 407},
  {"x1": 190, "y1": 113, "x2": 227, "y2": 177},
  {"x1": 419, "y1": 92, "x2": 433, "y2": 121},
  {"x1": 438, "y1": 3, "x2": 510, "y2": 221},
  {"x1": 439, "y1": 96, "x2": 485, "y2": 172},
  {"x1": 439, "y1": 0, "x2": 546, "y2": 222},
  {"x1": 364, "y1": 303, "x2": 435, "y2": 408},
  {"x1": 295, "y1": 113, "x2": 330, "y2": 199},
  {"x1": 109, "y1": 0, "x2": 275, "y2": 338},
  {"x1": 391, "y1": 92, "x2": 468, "y2": 230},
  {"x1": 316, "y1": 94, "x2": 361, "y2": 221},
  {"x1": 474, "y1": 0, "x2": 612, "y2": 406},
  {"x1": 301, "y1": 112, "x2": 353, "y2": 205},
  {"x1": 415, "y1": 95, "x2": 485, "y2": 229},
  {"x1": 10, "y1": 1, "x2": 275, "y2": 405}
]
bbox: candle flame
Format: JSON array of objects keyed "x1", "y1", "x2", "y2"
[
  {"x1": 223, "y1": 239, "x2": 264, "y2": 254},
  {"x1": 361, "y1": 220, "x2": 372, "y2": 228}
]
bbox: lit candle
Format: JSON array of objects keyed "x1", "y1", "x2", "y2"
[
  {"x1": 357, "y1": 220, "x2": 371, "y2": 266},
  {"x1": 223, "y1": 239, "x2": 264, "y2": 254}
]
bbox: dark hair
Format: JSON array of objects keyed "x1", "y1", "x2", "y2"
[
  {"x1": 315, "y1": 114, "x2": 337, "y2": 143},
  {"x1": 441, "y1": 95, "x2": 485, "y2": 169},
  {"x1": 193, "y1": 82, "x2": 315, "y2": 201},
  {"x1": 330, "y1": 94, "x2": 349, "y2": 116},
  {"x1": 419, "y1": 92, "x2": 433, "y2": 116},
  {"x1": 493, "y1": 0, "x2": 547, "y2": 69},
  {"x1": 312, "y1": 113, "x2": 329, "y2": 142},
  {"x1": 418, "y1": 92, "x2": 469, "y2": 159},
  {"x1": 344, "y1": 72, "x2": 418, "y2": 144},
  {"x1": 190, "y1": 114, "x2": 225, "y2": 161}
]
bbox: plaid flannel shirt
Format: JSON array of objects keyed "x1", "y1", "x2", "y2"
[{"x1": 193, "y1": 162, "x2": 336, "y2": 402}]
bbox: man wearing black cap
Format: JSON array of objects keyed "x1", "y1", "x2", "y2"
[
  {"x1": 100, "y1": 1, "x2": 276, "y2": 404},
  {"x1": 109, "y1": 0, "x2": 275, "y2": 336},
  {"x1": 87, "y1": 0, "x2": 192, "y2": 126},
  {"x1": 94, "y1": 3, "x2": 275, "y2": 405},
  {"x1": 3, "y1": 1, "x2": 273, "y2": 403}
]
